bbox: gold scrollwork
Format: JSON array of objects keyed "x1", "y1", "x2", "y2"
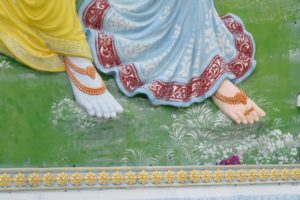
[{"x1": 0, "y1": 165, "x2": 299, "y2": 191}]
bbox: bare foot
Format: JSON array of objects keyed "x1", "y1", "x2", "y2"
[
  {"x1": 212, "y1": 79, "x2": 265, "y2": 125},
  {"x1": 65, "y1": 56, "x2": 123, "y2": 118}
]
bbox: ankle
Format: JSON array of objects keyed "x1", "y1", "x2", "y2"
[
  {"x1": 65, "y1": 56, "x2": 93, "y2": 68},
  {"x1": 215, "y1": 79, "x2": 241, "y2": 96}
]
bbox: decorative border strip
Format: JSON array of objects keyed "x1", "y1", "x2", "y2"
[{"x1": 0, "y1": 165, "x2": 299, "y2": 191}]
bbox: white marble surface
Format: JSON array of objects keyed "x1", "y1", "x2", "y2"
[{"x1": 1, "y1": 185, "x2": 300, "y2": 200}]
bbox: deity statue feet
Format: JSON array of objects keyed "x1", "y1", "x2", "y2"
[
  {"x1": 64, "y1": 56, "x2": 123, "y2": 118},
  {"x1": 212, "y1": 79, "x2": 266, "y2": 125}
]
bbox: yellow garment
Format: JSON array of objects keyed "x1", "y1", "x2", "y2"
[{"x1": 0, "y1": 0, "x2": 92, "y2": 72}]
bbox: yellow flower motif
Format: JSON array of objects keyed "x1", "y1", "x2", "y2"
[
  {"x1": 85, "y1": 172, "x2": 97, "y2": 186},
  {"x1": 125, "y1": 171, "x2": 137, "y2": 185},
  {"x1": 258, "y1": 169, "x2": 269, "y2": 181},
  {"x1": 164, "y1": 170, "x2": 174, "y2": 184},
  {"x1": 43, "y1": 173, "x2": 55, "y2": 187},
  {"x1": 112, "y1": 172, "x2": 123, "y2": 185},
  {"x1": 98, "y1": 171, "x2": 110, "y2": 185},
  {"x1": 248, "y1": 170, "x2": 257, "y2": 182},
  {"x1": 225, "y1": 170, "x2": 235, "y2": 182},
  {"x1": 137, "y1": 171, "x2": 149, "y2": 185},
  {"x1": 271, "y1": 169, "x2": 280, "y2": 181},
  {"x1": 57, "y1": 172, "x2": 68, "y2": 186},
  {"x1": 28, "y1": 173, "x2": 41, "y2": 187},
  {"x1": 151, "y1": 171, "x2": 161, "y2": 185},
  {"x1": 177, "y1": 170, "x2": 187, "y2": 183},
  {"x1": 0, "y1": 173, "x2": 12, "y2": 187},
  {"x1": 13, "y1": 173, "x2": 26, "y2": 187},
  {"x1": 281, "y1": 169, "x2": 290, "y2": 181},
  {"x1": 189, "y1": 170, "x2": 200, "y2": 183},
  {"x1": 236, "y1": 170, "x2": 247, "y2": 182},
  {"x1": 214, "y1": 170, "x2": 223, "y2": 182},
  {"x1": 291, "y1": 168, "x2": 300, "y2": 180},
  {"x1": 70, "y1": 172, "x2": 82, "y2": 186},
  {"x1": 201, "y1": 170, "x2": 212, "y2": 183}
]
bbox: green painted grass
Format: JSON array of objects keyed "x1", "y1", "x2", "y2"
[{"x1": 0, "y1": 0, "x2": 299, "y2": 167}]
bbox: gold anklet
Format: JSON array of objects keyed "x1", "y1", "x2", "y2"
[
  {"x1": 244, "y1": 107, "x2": 254, "y2": 116},
  {"x1": 65, "y1": 62, "x2": 106, "y2": 95},
  {"x1": 214, "y1": 89, "x2": 248, "y2": 105},
  {"x1": 64, "y1": 58, "x2": 97, "y2": 79}
]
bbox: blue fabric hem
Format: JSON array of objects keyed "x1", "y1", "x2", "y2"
[
  {"x1": 80, "y1": 4, "x2": 257, "y2": 107},
  {"x1": 226, "y1": 13, "x2": 257, "y2": 85},
  {"x1": 78, "y1": 0, "x2": 93, "y2": 26}
]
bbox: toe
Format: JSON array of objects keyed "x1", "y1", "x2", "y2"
[
  {"x1": 98, "y1": 95, "x2": 110, "y2": 118},
  {"x1": 104, "y1": 99, "x2": 115, "y2": 118},
  {"x1": 84, "y1": 103, "x2": 95, "y2": 116},
  {"x1": 242, "y1": 107, "x2": 255, "y2": 124},
  {"x1": 116, "y1": 105, "x2": 124, "y2": 113},
  {"x1": 95, "y1": 106, "x2": 103, "y2": 118},
  {"x1": 103, "y1": 93, "x2": 120, "y2": 118},
  {"x1": 227, "y1": 111, "x2": 241, "y2": 124},
  {"x1": 251, "y1": 101, "x2": 266, "y2": 117},
  {"x1": 242, "y1": 108, "x2": 255, "y2": 124},
  {"x1": 110, "y1": 112, "x2": 117, "y2": 118},
  {"x1": 104, "y1": 113, "x2": 110, "y2": 119},
  {"x1": 92, "y1": 101, "x2": 103, "y2": 118},
  {"x1": 114, "y1": 102, "x2": 124, "y2": 113},
  {"x1": 107, "y1": 92, "x2": 124, "y2": 114},
  {"x1": 256, "y1": 107, "x2": 266, "y2": 117},
  {"x1": 96, "y1": 112, "x2": 103, "y2": 118},
  {"x1": 251, "y1": 111, "x2": 260, "y2": 122},
  {"x1": 235, "y1": 110, "x2": 248, "y2": 125},
  {"x1": 246, "y1": 115, "x2": 254, "y2": 124}
]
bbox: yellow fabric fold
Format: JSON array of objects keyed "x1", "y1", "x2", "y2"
[{"x1": 0, "y1": 0, "x2": 92, "y2": 72}]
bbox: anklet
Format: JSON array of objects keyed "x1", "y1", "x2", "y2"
[
  {"x1": 64, "y1": 58, "x2": 97, "y2": 79},
  {"x1": 244, "y1": 107, "x2": 254, "y2": 116},
  {"x1": 65, "y1": 62, "x2": 106, "y2": 95},
  {"x1": 214, "y1": 89, "x2": 247, "y2": 105}
]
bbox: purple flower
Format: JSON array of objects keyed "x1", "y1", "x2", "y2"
[{"x1": 219, "y1": 155, "x2": 241, "y2": 165}]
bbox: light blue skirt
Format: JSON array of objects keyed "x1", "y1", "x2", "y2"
[{"x1": 79, "y1": 0, "x2": 256, "y2": 107}]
